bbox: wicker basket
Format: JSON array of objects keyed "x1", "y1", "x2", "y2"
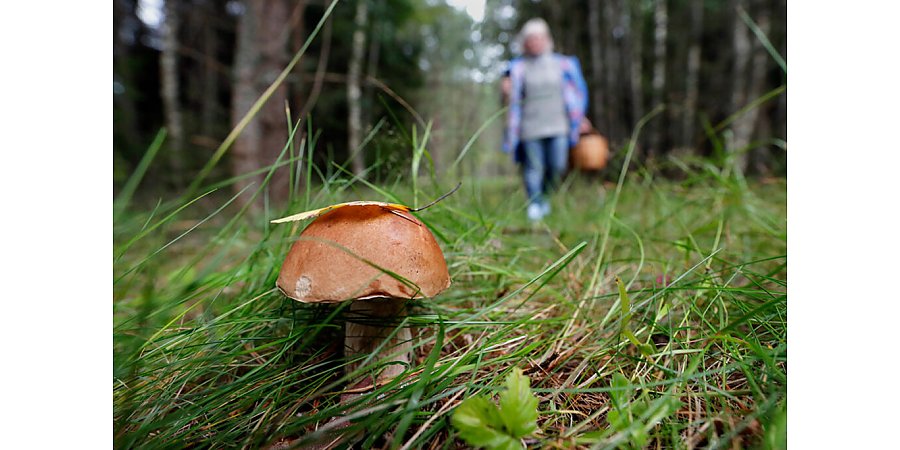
[{"x1": 571, "y1": 131, "x2": 609, "y2": 171}]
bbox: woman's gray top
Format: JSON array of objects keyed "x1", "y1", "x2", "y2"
[{"x1": 520, "y1": 53, "x2": 569, "y2": 141}]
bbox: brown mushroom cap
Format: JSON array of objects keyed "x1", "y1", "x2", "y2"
[{"x1": 276, "y1": 204, "x2": 451, "y2": 303}]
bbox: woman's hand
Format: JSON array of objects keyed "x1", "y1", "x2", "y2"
[{"x1": 579, "y1": 118, "x2": 593, "y2": 134}]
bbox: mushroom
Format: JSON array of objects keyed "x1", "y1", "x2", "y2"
[{"x1": 276, "y1": 204, "x2": 450, "y2": 391}]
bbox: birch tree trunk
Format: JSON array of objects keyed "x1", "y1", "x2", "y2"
[
  {"x1": 348, "y1": 0, "x2": 369, "y2": 177},
  {"x1": 160, "y1": 0, "x2": 184, "y2": 181},
  {"x1": 681, "y1": 0, "x2": 703, "y2": 149},
  {"x1": 649, "y1": 0, "x2": 668, "y2": 157}
]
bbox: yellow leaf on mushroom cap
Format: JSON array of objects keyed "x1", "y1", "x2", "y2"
[
  {"x1": 271, "y1": 182, "x2": 462, "y2": 224},
  {"x1": 270, "y1": 201, "x2": 411, "y2": 224}
]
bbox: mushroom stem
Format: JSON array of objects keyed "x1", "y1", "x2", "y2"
[{"x1": 344, "y1": 297, "x2": 412, "y2": 388}]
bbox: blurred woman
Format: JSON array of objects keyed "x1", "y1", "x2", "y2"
[{"x1": 503, "y1": 18, "x2": 588, "y2": 221}]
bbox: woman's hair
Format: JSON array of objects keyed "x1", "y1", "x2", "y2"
[{"x1": 512, "y1": 18, "x2": 554, "y2": 56}]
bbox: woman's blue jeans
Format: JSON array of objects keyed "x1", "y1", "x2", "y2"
[{"x1": 521, "y1": 135, "x2": 568, "y2": 206}]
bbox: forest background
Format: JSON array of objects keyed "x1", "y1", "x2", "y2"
[
  {"x1": 5, "y1": 1, "x2": 900, "y2": 449},
  {"x1": 114, "y1": 0, "x2": 787, "y2": 200}
]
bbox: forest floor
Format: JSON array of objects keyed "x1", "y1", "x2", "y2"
[{"x1": 114, "y1": 160, "x2": 787, "y2": 448}]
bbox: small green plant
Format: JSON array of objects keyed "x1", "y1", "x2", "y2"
[
  {"x1": 606, "y1": 373, "x2": 682, "y2": 449},
  {"x1": 451, "y1": 368, "x2": 539, "y2": 450},
  {"x1": 616, "y1": 276, "x2": 654, "y2": 356}
]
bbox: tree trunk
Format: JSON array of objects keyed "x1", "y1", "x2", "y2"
[
  {"x1": 602, "y1": 0, "x2": 622, "y2": 144},
  {"x1": 161, "y1": 0, "x2": 184, "y2": 182},
  {"x1": 362, "y1": 8, "x2": 381, "y2": 142},
  {"x1": 546, "y1": 0, "x2": 564, "y2": 51},
  {"x1": 773, "y1": 0, "x2": 787, "y2": 147},
  {"x1": 297, "y1": 15, "x2": 333, "y2": 121},
  {"x1": 201, "y1": 1, "x2": 219, "y2": 139},
  {"x1": 740, "y1": 1, "x2": 772, "y2": 174},
  {"x1": 773, "y1": 34, "x2": 787, "y2": 146},
  {"x1": 288, "y1": 0, "x2": 308, "y2": 125},
  {"x1": 626, "y1": 0, "x2": 644, "y2": 138},
  {"x1": 562, "y1": 0, "x2": 580, "y2": 55},
  {"x1": 587, "y1": 0, "x2": 606, "y2": 135},
  {"x1": 649, "y1": 0, "x2": 668, "y2": 158},
  {"x1": 113, "y1": 0, "x2": 140, "y2": 153},
  {"x1": 681, "y1": 0, "x2": 703, "y2": 150},
  {"x1": 231, "y1": 0, "x2": 261, "y2": 201},
  {"x1": 348, "y1": 0, "x2": 369, "y2": 177},
  {"x1": 259, "y1": 0, "x2": 292, "y2": 200},
  {"x1": 230, "y1": 0, "x2": 292, "y2": 205},
  {"x1": 728, "y1": 0, "x2": 768, "y2": 173}
]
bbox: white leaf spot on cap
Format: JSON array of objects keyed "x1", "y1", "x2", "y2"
[{"x1": 295, "y1": 276, "x2": 312, "y2": 299}]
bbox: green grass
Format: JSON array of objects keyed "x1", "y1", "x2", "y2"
[{"x1": 114, "y1": 122, "x2": 786, "y2": 448}]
